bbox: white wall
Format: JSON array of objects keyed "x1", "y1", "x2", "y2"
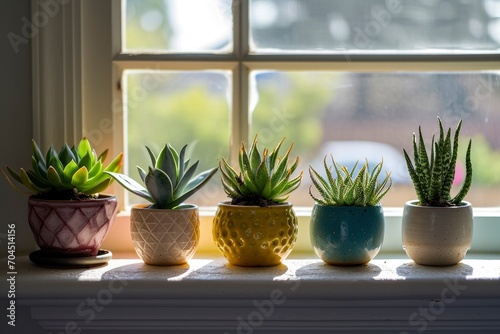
[{"x1": 0, "y1": 1, "x2": 37, "y2": 255}]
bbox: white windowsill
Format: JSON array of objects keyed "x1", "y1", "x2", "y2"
[{"x1": 6, "y1": 254, "x2": 500, "y2": 333}]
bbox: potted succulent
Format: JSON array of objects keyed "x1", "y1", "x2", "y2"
[
  {"x1": 106, "y1": 143, "x2": 217, "y2": 266},
  {"x1": 2, "y1": 138, "x2": 123, "y2": 266},
  {"x1": 402, "y1": 117, "x2": 473, "y2": 266},
  {"x1": 309, "y1": 155, "x2": 392, "y2": 265},
  {"x1": 214, "y1": 135, "x2": 303, "y2": 267}
]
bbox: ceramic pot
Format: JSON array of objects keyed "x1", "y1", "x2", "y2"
[
  {"x1": 212, "y1": 201, "x2": 298, "y2": 267},
  {"x1": 402, "y1": 200, "x2": 473, "y2": 266},
  {"x1": 27, "y1": 195, "x2": 118, "y2": 257},
  {"x1": 310, "y1": 204, "x2": 385, "y2": 266},
  {"x1": 130, "y1": 204, "x2": 200, "y2": 266}
]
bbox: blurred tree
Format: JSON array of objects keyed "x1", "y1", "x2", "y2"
[
  {"x1": 125, "y1": 0, "x2": 170, "y2": 50},
  {"x1": 126, "y1": 72, "x2": 229, "y2": 179},
  {"x1": 251, "y1": 72, "x2": 337, "y2": 162},
  {"x1": 460, "y1": 135, "x2": 500, "y2": 185},
  {"x1": 251, "y1": 0, "x2": 498, "y2": 51}
]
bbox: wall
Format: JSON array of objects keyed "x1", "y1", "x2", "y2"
[{"x1": 0, "y1": 1, "x2": 37, "y2": 256}]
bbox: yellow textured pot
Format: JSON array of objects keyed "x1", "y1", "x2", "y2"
[{"x1": 212, "y1": 201, "x2": 298, "y2": 266}]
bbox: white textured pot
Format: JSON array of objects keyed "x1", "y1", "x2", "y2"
[
  {"x1": 130, "y1": 204, "x2": 200, "y2": 266},
  {"x1": 402, "y1": 200, "x2": 473, "y2": 266}
]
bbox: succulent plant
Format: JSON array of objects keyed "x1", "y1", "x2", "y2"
[
  {"x1": 403, "y1": 117, "x2": 472, "y2": 207},
  {"x1": 309, "y1": 155, "x2": 392, "y2": 206},
  {"x1": 219, "y1": 135, "x2": 303, "y2": 206},
  {"x1": 2, "y1": 137, "x2": 123, "y2": 199},
  {"x1": 106, "y1": 143, "x2": 217, "y2": 209}
]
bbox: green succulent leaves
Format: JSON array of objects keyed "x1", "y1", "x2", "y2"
[
  {"x1": 403, "y1": 117, "x2": 473, "y2": 207},
  {"x1": 309, "y1": 155, "x2": 392, "y2": 206},
  {"x1": 219, "y1": 135, "x2": 303, "y2": 206},
  {"x1": 3, "y1": 138, "x2": 123, "y2": 197},
  {"x1": 106, "y1": 143, "x2": 217, "y2": 210}
]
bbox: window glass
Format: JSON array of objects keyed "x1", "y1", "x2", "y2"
[
  {"x1": 250, "y1": 71, "x2": 500, "y2": 207},
  {"x1": 250, "y1": 0, "x2": 500, "y2": 53},
  {"x1": 124, "y1": 0, "x2": 233, "y2": 53},
  {"x1": 121, "y1": 1, "x2": 500, "y2": 209},
  {"x1": 123, "y1": 70, "x2": 231, "y2": 207}
]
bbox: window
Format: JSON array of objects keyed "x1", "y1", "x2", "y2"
[{"x1": 115, "y1": 0, "x2": 500, "y2": 210}]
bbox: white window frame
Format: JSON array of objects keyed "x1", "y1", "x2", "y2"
[{"x1": 32, "y1": 0, "x2": 500, "y2": 255}]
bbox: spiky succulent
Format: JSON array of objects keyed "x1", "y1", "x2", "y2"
[
  {"x1": 309, "y1": 155, "x2": 392, "y2": 206},
  {"x1": 2, "y1": 137, "x2": 123, "y2": 199},
  {"x1": 106, "y1": 143, "x2": 217, "y2": 210},
  {"x1": 403, "y1": 117, "x2": 472, "y2": 207},
  {"x1": 219, "y1": 135, "x2": 303, "y2": 206}
]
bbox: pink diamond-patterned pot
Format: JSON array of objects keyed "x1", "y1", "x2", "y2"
[
  {"x1": 130, "y1": 204, "x2": 200, "y2": 266},
  {"x1": 28, "y1": 195, "x2": 118, "y2": 257}
]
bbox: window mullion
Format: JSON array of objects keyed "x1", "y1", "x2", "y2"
[
  {"x1": 241, "y1": 60, "x2": 500, "y2": 72},
  {"x1": 230, "y1": 0, "x2": 250, "y2": 164},
  {"x1": 111, "y1": 0, "x2": 121, "y2": 57},
  {"x1": 231, "y1": 64, "x2": 249, "y2": 165}
]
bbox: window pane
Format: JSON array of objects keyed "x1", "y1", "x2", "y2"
[
  {"x1": 123, "y1": 0, "x2": 233, "y2": 53},
  {"x1": 250, "y1": 0, "x2": 500, "y2": 53},
  {"x1": 250, "y1": 71, "x2": 500, "y2": 207},
  {"x1": 123, "y1": 70, "x2": 231, "y2": 207}
]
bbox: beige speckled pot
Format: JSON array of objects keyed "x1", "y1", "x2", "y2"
[
  {"x1": 130, "y1": 204, "x2": 200, "y2": 266},
  {"x1": 402, "y1": 200, "x2": 473, "y2": 266}
]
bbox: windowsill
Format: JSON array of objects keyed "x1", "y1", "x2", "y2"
[
  {"x1": 102, "y1": 208, "x2": 500, "y2": 255},
  {"x1": 8, "y1": 254, "x2": 500, "y2": 333}
]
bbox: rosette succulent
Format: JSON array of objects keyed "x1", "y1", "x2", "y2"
[
  {"x1": 3, "y1": 137, "x2": 123, "y2": 199},
  {"x1": 219, "y1": 135, "x2": 303, "y2": 206},
  {"x1": 106, "y1": 143, "x2": 218, "y2": 209}
]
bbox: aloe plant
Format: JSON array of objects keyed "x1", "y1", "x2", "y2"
[
  {"x1": 2, "y1": 137, "x2": 123, "y2": 199},
  {"x1": 309, "y1": 155, "x2": 392, "y2": 206},
  {"x1": 106, "y1": 143, "x2": 217, "y2": 209},
  {"x1": 403, "y1": 117, "x2": 472, "y2": 207},
  {"x1": 219, "y1": 135, "x2": 303, "y2": 206}
]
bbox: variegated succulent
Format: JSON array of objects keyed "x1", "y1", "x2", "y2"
[
  {"x1": 219, "y1": 135, "x2": 303, "y2": 206},
  {"x1": 106, "y1": 143, "x2": 217, "y2": 209},
  {"x1": 403, "y1": 117, "x2": 472, "y2": 207},
  {"x1": 309, "y1": 155, "x2": 392, "y2": 206},
  {"x1": 2, "y1": 137, "x2": 123, "y2": 199}
]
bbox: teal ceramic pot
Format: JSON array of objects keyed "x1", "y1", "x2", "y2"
[{"x1": 310, "y1": 204, "x2": 385, "y2": 265}]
